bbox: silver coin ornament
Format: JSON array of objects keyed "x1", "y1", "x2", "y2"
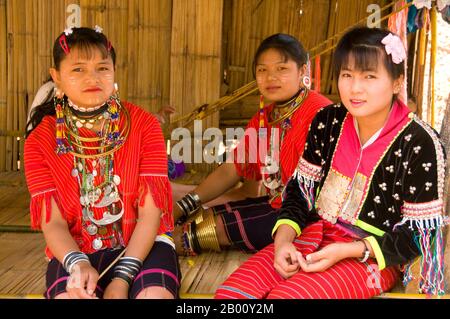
[
  {"x1": 86, "y1": 224, "x2": 98, "y2": 235},
  {"x1": 113, "y1": 175, "x2": 121, "y2": 185},
  {"x1": 92, "y1": 238, "x2": 103, "y2": 250}
]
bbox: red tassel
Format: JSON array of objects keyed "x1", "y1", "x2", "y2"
[
  {"x1": 138, "y1": 175, "x2": 173, "y2": 233},
  {"x1": 29, "y1": 190, "x2": 62, "y2": 230}
]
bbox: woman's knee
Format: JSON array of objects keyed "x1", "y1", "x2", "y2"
[
  {"x1": 214, "y1": 212, "x2": 230, "y2": 246},
  {"x1": 135, "y1": 286, "x2": 175, "y2": 299},
  {"x1": 54, "y1": 292, "x2": 71, "y2": 299}
]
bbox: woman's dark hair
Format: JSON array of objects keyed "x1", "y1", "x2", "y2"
[
  {"x1": 26, "y1": 27, "x2": 116, "y2": 137},
  {"x1": 333, "y1": 27, "x2": 405, "y2": 81},
  {"x1": 252, "y1": 33, "x2": 308, "y2": 77}
]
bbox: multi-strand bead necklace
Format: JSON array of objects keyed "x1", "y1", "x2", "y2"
[{"x1": 55, "y1": 95, "x2": 130, "y2": 250}]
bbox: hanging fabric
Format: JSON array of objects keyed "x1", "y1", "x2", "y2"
[{"x1": 388, "y1": 0, "x2": 409, "y2": 104}]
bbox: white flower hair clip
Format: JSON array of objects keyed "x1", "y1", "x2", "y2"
[
  {"x1": 412, "y1": 0, "x2": 432, "y2": 9},
  {"x1": 437, "y1": 0, "x2": 450, "y2": 11},
  {"x1": 381, "y1": 33, "x2": 406, "y2": 64},
  {"x1": 94, "y1": 25, "x2": 103, "y2": 33},
  {"x1": 64, "y1": 27, "x2": 73, "y2": 36}
]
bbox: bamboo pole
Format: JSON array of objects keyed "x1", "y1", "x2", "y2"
[
  {"x1": 0, "y1": 0, "x2": 7, "y2": 171},
  {"x1": 417, "y1": 10, "x2": 429, "y2": 119},
  {"x1": 227, "y1": 0, "x2": 252, "y2": 92},
  {"x1": 126, "y1": 0, "x2": 137, "y2": 104},
  {"x1": 6, "y1": 0, "x2": 16, "y2": 172},
  {"x1": 428, "y1": 5, "x2": 437, "y2": 127}
]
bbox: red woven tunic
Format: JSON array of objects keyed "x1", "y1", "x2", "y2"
[
  {"x1": 233, "y1": 90, "x2": 331, "y2": 208},
  {"x1": 24, "y1": 102, "x2": 172, "y2": 258}
]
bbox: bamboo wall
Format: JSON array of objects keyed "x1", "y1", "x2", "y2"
[
  {"x1": 224, "y1": 0, "x2": 331, "y2": 92},
  {"x1": 0, "y1": 0, "x2": 390, "y2": 172},
  {"x1": 170, "y1": 0, "x2": 223, "y2": 130},
  {"x1": 220, "y1": 0, "x2": 388, "y2": 126},
  {"x1": 0, "y1": 0, "x2": 174, "y2": 172}
]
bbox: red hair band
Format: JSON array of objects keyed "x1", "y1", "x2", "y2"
[{"x1": 59, "y1": 35, "x2": 70, "y2": 55}]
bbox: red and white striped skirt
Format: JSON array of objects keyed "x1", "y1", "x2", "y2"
[{"x1": 215, "y1": 220, "x2": 399, "y2": 299}]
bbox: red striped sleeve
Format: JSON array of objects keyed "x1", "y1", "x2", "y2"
[
  {"x1": 132, "y1": 107, "x2": 173, "y2": 234},
  {"x1": 24, "y1": 118, "x2": 64, "y2": 229}
]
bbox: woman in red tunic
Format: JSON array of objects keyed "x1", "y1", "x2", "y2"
[
  {"x1": 24, "y1": 27, "x2": 179, "y2": 299},
  {"x1": 173, "y1": 34, "x2": 331, "y2": 256}
]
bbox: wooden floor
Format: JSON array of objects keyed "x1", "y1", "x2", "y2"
[
  {"x1": 0, "y1": 232, "x2": 250, "y2": 298},
  {"x1": 0, "y1": 171, "x2": 249, "y2": 299}
]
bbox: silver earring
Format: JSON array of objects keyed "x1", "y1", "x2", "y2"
[
  {"x1": 113, "y1": 83, "x2": 119, "y2": 97},
  {"x1": 302, "y1": 76, "x2": 311, "y2": 89},
  {"x1": 54, "y1": 87, "x2": 64, "y2": 99}
]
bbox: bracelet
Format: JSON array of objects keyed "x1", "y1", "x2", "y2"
[
  {"x1": 358, "y1": 240, "x2": 370, "y2": 263},
  {"x1": 188, "y1": 192, "x2": 201, "y2": 207},
  {"x1": 112, "y1": 256, "x2": 143, "y2": 286},
  {"x1": 176, "y1": 192, "x2": 202, "y2": 220},
  {"x1": 62, "y1": 251, "x2": 90, "y2": 274}
]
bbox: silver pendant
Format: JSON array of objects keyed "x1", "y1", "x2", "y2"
[
  {"x1": 71, "y1": 168, "x2": 78, "y2": 177},
  {"x1": 86, "y1": 174, "x2": 94, "y2": 183},
  {"x1": 263, "y1": 178, "x2": 281, "y2": 190},
  {"x1": 88, "y1": 191, "x2": 100, "y2": 204},
  {"x1": 82, "y1": 208, "x2": 90, "y2": 221},
  {"x1": 92, "y1": 169, "x2": 98, "y2": 177},
  {"x1": 94, "y1": 193, "x2": 117, "y2": 208},
  {"x1": 113, "y1": 175, "x2": 121, "y2": 185},
  {"x1": 76, "y1": 121, "x2": 83, "y2": 128},
  {"x1": 104, "y1": 185, "x2": 112, "y2": 195},
  {"x1": 94, "y1": 184, "x2": 119, "y2": 208},
  {"x1": 263, "y1": 156, "x2": 279, "y2": 175},
  {"x1": 86, "y1": 224, "x2": 98, "y2": 235},
  {"x1": 85, "y1": 122, "x2": 94, "y2": 129},
  {"x1": 92, "y1": 238, "x2": 103, "y2": 250},
  {"x1": 80, "y1": 196, "x2": 87, "y2": 206},
  {"x1": 88, "y1": 202, "x2": 124, "y2": 226}
]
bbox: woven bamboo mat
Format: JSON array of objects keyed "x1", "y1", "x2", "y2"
[
  {"x1": 0, "y1": 233, "x2": 47, "y2": 296},
  {"x1": 0, "y1": 172, "x2": 30, "y2": 226},
  {"x1": 0, "y1": 232, "x2": 249, "y2": 298}
]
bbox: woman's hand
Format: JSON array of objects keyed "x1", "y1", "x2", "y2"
[
  {"x1": 65, "y1": 261, "x2": 99, "y2": 299},
  {"x1": 103, "y1": 278, "x2": 130, "y2": 299},
  {"x1": 297, "y1": 242, "x2": 346, "y2": 273},
  {"x1": 273, "y1": 241, "x2": 300, "y2": 279}
]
